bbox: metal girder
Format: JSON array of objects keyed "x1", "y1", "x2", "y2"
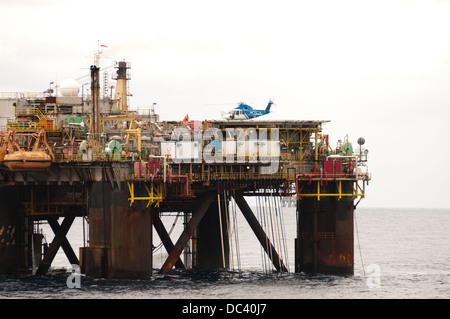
[
  {"x1": 159, "y1": 192, "x2": 215, "y2": 275},
  {"x1": 152, "y1": 212, "x2": 185, "y2": 269},
  {"x1": 35, "y1": 215, "x2": 76, "y2": 275},
  {"x1": 233, "y1": 191, "x2": 288, "y2": 272},
  {"x1": 128, "y1": 182, "x2": 163, "y2": 207},
  {"x1": 47, "y1": 218, "x2": 79, "y2": 266}
]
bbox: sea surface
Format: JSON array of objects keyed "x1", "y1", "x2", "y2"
[{"x1": 1, "y1": 207, "x2": 449, "y2": 300}]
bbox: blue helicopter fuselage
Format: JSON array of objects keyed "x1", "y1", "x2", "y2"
[{"x1": 222, "y1": 101, "x2": 273, "y2": 120}]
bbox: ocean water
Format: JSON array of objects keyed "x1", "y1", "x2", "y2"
[{"x1": 1, "y1": 207, "x2": 449, "y2": 300}]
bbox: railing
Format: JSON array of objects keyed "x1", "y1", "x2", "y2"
[
  {"x1": 22, "y1": 202, "x2": 64, "y2": 217},
  {"x1": 296, "y1": 171, "x2": 371, "y2": 182},
  {"x1": 7, "y1": 106, "x2": 59, "y2": 131},
  {"x1": 296, "y1": 175, "x2": 368, "y2": 201},
  {"x1": 35, "y1": 108, "x2": 47, "y2": 121},
  {"x1": 210, "y1": 171, "x2": 292, "y2": 181},
  {"x1": 6, "y1": 121, "x2": 39, "y2": 131},
  {"x1": 0, "y1": 92, "x2": 45, "y2": 99},
  {"x1": 53, "y1": 153, "x2": 134, "y2": 163},
  {"x1": 15, "y1": 107, "x2": 41, "y2": 117},
  {"x1": 7, "y1": 121, "x2": 60, "y2": 131}
]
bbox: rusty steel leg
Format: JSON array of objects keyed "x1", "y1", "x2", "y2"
[
  {"x1": 35, "y1": 215, "x2": 75, "y2": 275},
  {"x1": 233, "y1": 192, "x2": 288, "y2": 272},
  {"x1": 159, "y1": 192, "x2": 215, "y2": 275},
  {"x1": 296, "y1": 181, "x2": 354, "y2": 275},
  {"x1": 313, "y1": 200, "x2": 318, "y2": 274},
  {"x1": 152, "y1": 212, "x2": 185, "y2": 269},
  {"x1": 0, "y1": 187, "x2": 21, "y2": 275}
]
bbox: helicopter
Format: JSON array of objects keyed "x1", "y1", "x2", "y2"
[{"x1": 222, "y1": 100, "x2": 273, "y2": 120}]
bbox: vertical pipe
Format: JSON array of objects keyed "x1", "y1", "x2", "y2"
[
  {"x1": 232, "y1": 193, "x2": 242, "y2": 273},
  {"x1": 270, "y1": 189, "x2": 283, "y2": 272},
  {"x1": 264, "y1": 193, "x2": 274, "y2": 269},
  {"x1": 224, "y1": 190, "x2": 234, "y2": 271},
  {"x1": 217, "y1": 193, "x2": 226, "y2": 269},
  {"x1": 31, "y1": 232, "x2": 35, "y2": 274},
  {"x1": 90, "y1": 65, "x2": 100, "y2": 136},
  {"x1": 234, "y1": 192, "x2": 287, "y2": 272},
  {"x1": 314, "y1": 129, "x2": 318, "y2": 163}
]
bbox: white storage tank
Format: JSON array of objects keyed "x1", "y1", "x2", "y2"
[{"x1": 60, "y1": 79, "x2": 79, "y2": 97}]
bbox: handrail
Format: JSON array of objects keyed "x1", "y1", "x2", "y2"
[
  {"x1": 6, "y1": 121, "x2": 59, "y2": 132},
  {"x1": 35, "y1": 108, "x2": 47, "y2": 121},
  {"x1": 0, "y1": 92, "x2": 46, "y2": 99},
  {"x1": 210, "y1": 171, "x2": 291, "y2": 181},
  {"x1": 53, "y1": 153, "x2": 134, "y2": 162}
]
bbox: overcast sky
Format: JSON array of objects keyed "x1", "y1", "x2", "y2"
[{"x1": 1, "y1": 0, "x2": 450, "y2": 209}]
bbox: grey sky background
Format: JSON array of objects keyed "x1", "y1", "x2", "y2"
[{"x1": 1, "y1": 0, "x2": 450, "y2": 208}]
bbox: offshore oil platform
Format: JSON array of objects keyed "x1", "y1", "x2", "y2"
[{"x1": 0, "y1": 53, "x2": 370, "y2": 279}]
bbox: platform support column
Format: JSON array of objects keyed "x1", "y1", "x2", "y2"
[
  {"x1": 296, "y1": 180, "x2": 354, "y2": 275},
  {"x1": 0, "y1": 187, "x2": 22, "y2": 275},
  {"x1": 81, "y1": 182, "x2": 153, "y2": 279}
]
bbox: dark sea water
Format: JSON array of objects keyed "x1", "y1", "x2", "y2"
[{"x1": 1, "y1": 207, "x2": 449, "y2": 300}]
